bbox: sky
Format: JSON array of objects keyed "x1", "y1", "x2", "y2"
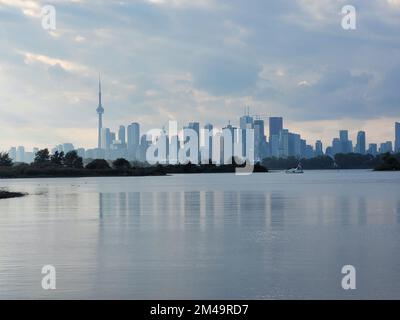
[{"x1": 0, "y1": 0, "x2": 399, "y2": 150}]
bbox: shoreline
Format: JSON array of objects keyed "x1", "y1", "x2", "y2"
[{"x1": 0, "y1": 191, "x2": 27, "y2": 199}]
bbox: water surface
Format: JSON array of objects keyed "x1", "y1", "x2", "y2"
[{"x1": 0, "y1": 170, "x2": 400, "y2": 299}]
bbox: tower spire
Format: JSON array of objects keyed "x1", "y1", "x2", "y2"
[
  {"x1": 96, "y1": 74, "x2": 104, "y2": 149},
  {"x1": 98, "y1": 73, "x2": 102, "y2": 107}
]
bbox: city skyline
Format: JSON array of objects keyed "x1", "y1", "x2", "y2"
[
  {"x1": 5, "y1": 80, "x2": 399, "y2": 164},
  {"x1": 0, "y1": 1, "x2": 399, "y2": 150}
]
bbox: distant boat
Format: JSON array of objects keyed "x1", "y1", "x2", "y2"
[{"x1": 285, "y1": 163, "x2": 304, "y2": 174}]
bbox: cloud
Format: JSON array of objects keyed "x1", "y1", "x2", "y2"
[
  {"x1": 0, "y1": 0, "x2": 42, "y2": 17},
  {"x1": 18, "y1": 51, "x2": 88, "y2": 73}
]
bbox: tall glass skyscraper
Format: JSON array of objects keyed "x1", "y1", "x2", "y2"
[
  {"x1": 355, "y1": 131, "x2": 366, "y2": 154},
  {"x1": 395, "y1": 122, "x2": 400, "y2": 153},
  {"x1": 269, "y1": 117, "x2": 283, "y2": 141}
]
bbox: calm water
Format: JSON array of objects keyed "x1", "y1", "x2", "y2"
[{"x1": 0, "y1": 170, "x2": 400, "y2": 299}]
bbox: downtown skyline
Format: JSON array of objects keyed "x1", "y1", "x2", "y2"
[{"x1": 5, "y1": 76, "x2": 400, "y2": 164}]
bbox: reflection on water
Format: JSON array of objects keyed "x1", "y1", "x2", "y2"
[{"x1": 0, "y1": 171, "x2": 400, "y2": 299}]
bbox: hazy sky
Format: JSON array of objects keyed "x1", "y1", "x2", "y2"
[{"x1": 0, "y1": 0, "x2": 399, "y2": 150}]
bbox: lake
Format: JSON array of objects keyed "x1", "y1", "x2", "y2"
[{"x1": 0, "y1": 170, "x2": 400, "y2": 299}]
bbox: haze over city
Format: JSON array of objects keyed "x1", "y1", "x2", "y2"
[{"x1": 0, "y1": 0, "x2": 399, "y2": 149}]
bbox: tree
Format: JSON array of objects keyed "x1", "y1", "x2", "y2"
[
  {"x1": 50, "y1": 151, "x2": 65, "y2": 166},
  {"x1": 375, "y1": 152, "x2": 400, "y2": 171},
  {"x1": 34, "y1": 149, "x2": 50, "y2": 165},
  {"x1": 0, "y1": 152, "x2": 13, "y2": 167},
  {"x1": 86, "y1": 159, "x2": 111, "y2": 170},
  {"x1": 64, "y1": 151, "x2": 83, "y2": 169},
  {"x1": 112, "y1": 158, "x2": 131, "y2": 170}
]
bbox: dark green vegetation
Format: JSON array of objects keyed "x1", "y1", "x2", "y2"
[
  {"x1": 0, "y1": 150, "x2": 268, "y2": 179},
  {"x1": 0, "y1": 190, "x2": 26, "y2": 199},
  {"x1": 262, "y1": 153, "x2": 400, "y2": 170},
  {"x1": 1, "y1": 149, "x2": 399, "y2": 179},
  {"x1": 374, "y1": 153, "x2": 400, "y2": 171},
  {"x1": 0, "y1": 152, "x2": 13, "y2": 167}
]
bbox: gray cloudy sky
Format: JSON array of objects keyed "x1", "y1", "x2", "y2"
[{"x1": 0, "y1": 0, "x2": 399, "y2": 150}]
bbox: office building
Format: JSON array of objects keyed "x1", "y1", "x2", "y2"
[
  {"x1": 315, "y1": 140, "x2": 323, "y2": 156},
  {"x1": 269, "y1": 117, "x2": 283, "y2": 141},
  {"x1": 355, "y1": 131, "x2": 366, "y2": 154}
]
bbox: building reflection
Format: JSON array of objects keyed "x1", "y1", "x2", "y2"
[
  {"x1": 269, "y1": 192, "x2": 285, "y2": 229},
  {"x1": 357, "y1": 196, "x2": 367, "y2": 226}
]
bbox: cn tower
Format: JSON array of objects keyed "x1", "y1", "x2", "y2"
[{"x1": 96, "y1": 75, "x2": 104, "y2": 149}]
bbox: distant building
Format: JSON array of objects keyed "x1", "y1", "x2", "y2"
[
  {"x1": 339, "y1": 130, "x2": 353, "y2": 153},
  {"x1": 63, "y1": 143, "x2": 74, "y2": 154},
  {"x1": 332, "y1": 138, "x2": 341, "y2": 155},
  {"x1": 355, "y1": 131, "x2": 366, "y2": 154},
  {"x1": 16, "y1": 146, "x2": 25, "y2": 163},
  {"x1": 222, "y1": 123, "x2": 236, "y2": 163},
  {"x1": 278, "y1": 129, "x2": 289, "y2": 158},
  {"x1": 288, "y1": 132, "x2": 301, "y2": 158},
  {"x1": 269, "y1": 117, "x2": 283, "y2": 141},
  {"x1": 315, "y1": 140, "x2": 323, "y2": 156},
  {"x1": 270, "y1": 134, "x2": 279, "y2": 157},
  {"x1": 239, "y1": 114, "x2": 254, "y2": 158},
  {"x1": 8, "y1": 147, "x2": 16, "y2": 161},
  {"x1": 325, "y1": 146, "x2": 333, "y2": 158},
  {"x1": 203, "y1": 123, "x2": 213, "y2": 162},
  {"x1": 127, "y1": 122, "x2": 140, "y2": 160},
  {"x1": 300, "y1": 139, "x2": 307, "y2": 158},
  {"x1": 118, "y1": 125, "x2": 126, "y2": 146},
  {"x1": 367, "y1": 143, "x2": 378, "y2": 156},
  {"x1": 395, "y1": 122, "x2": 400, "y2": 153},
  {"x1": 101, "y1": 128, "x2": 111, "y2": 150},
  {"x1": 305, "y1": 145, "x2": 314, "y2": 159},
  {"x1": 76, "y1": 148, "x2": 85, "y2": 158},
  {"x1": 254, "y1": 119, "x2": 268, "y2": 161},
  {"x1": 379, "y1": 141, "x2": 393, "y2": 154}
]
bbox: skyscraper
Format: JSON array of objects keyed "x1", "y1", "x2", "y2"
[
  {"x1": 278, "y1": 129, "x2": 289, "y2": 158},
  {"x1": 315, "y1": 140, "x2": 323, "y2": 156},
  {"x1": 355, "y1": 131, "x2": 366, "y2": 154},
  {"x1": 188, "y1": 122, "x2": 200, "y2": 148},
  {"x1": 339, "y1": 130, "x2": 353, "y2": 153},
  {"x1": 395, "y1": 122, "x2": 400, "y2": 153},
  {"x1": 254, "y1": 119, "x2": 267, "y2": 161},
  {"x1": 127, "y1": 122, "x2": 140, "y2": 160},
  {"x1": 239, "y1": 113, "x2": 254, "y2": 158},
  {"x1": 288, "y1": 132, "x2": 301, "y2": 157},
  {"x1": 203, "y1": 123, "x2": 213, "y2": 162},
  {"x1": 96, "y1": 76, "x2": 105, "y2": 149},
  {"x1": 222, "y1": 123, "x2": 236, "y2": 163},
  {"x1": 269, "y1": 117, "x2": 283, "y2": 141},
  {"x1": 367, "y1": 143, "x2": 378, "y2": 156},
  {"x1": 101, "y1": 128, "x2": 111, "y2": 150},
  {"x1": 118, "y1": 125, "x2": 126, "y2": 145},
  {"x1": 16, "y1": 146, "x2": 25, "y2": 163},
  {"x1": 339, "y1": 130, "x2": 348, "y2": 142}
]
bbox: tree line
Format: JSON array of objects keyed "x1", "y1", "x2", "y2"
[{"x1": 261, "y1": 152, "x2": 400, "y2": 170}]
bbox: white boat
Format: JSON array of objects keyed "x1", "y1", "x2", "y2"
[{"x1": 285, "y1": 164, "x2": 304, "y2": 174}]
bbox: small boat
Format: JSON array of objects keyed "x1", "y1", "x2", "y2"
[{"x1": 285, "y1": 163, "x2": 304, "y2": 174}]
